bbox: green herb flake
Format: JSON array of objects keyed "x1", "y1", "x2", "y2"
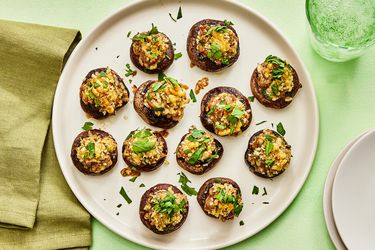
[
  {"x1": 129, "y1": 176, "x2": 137, "y2": 182},
  {"x1": 119, "y1": 186, "x2": 132, "y2": 204},
  {"x1": 164, "y1": 76, "x2": 179, "y2": 86},
  {"x1": 252, "y1": 185, "x2": 259, "y2": 195},
  {"x1": 152, "y1": 81, "x2": 164, "y2": 92},
  {"x1": 127, "y1": 31, "x2": 132, "y2": 37},
  {"x1": 264, "y1": 134, "x2": 273, "y2": 141},
  {"x1": 271, "y1": 83, "x2": 279, "y2": 96},
  {"x1": 187, "y1": 128, "x2": 204, "y2": 141},
  {"x1": 103, "y1": 81, "x2": 108, "y2": 88},
  {"x1": 125, "y1": 63, "x2": 136, "y2": 77},
  {"x1": 276, "y1": 122, "x2": 286, "y2": 136},
  {"x1": 85, "y1": 142, "x2": 95, "y2": 158},
  {"x1": 234, "y1": 197, "x2": 243, "y2": 217},
  {"x1": 189, "y1": 89, "x2": 197, "y2": 103},
  {"x1": 169, "y1": 13, "x2": 177, "y2": 22},
  {"x1": 224, "y1": 19, "x2": 234, "y2": 26},
  {"x1": 134, "y1": 129, "x2": 152, "y2": 138},
  {"x1": 99, "y1": 71, "x2": 106, "y2": 77},
  {"x1": 265, "y1": 159, "x2": 275, "y2": 166},
  {"x1": 139, "y1": 183, "x2": 145, "y2": 188},
  {"x1": 153, "y1": 107, "x2": 164, "y2": 111},
  {"x1": 177, "y1": 6, "x2": 182, "y2": 19},
  {"x1": 177, "y1": 172, "x2": 198, "y2": 196},
  {"x1": 148, "y1": 23, "x2": 159, "y2": 35},
  {"x1": 153, "y1": 191, "x2": 186, "y2": 217},
  {"x1": 272, "y1": 67, "x2": 284, "y2": 79},
  {"x1": 239, "y1": 220, "x2": 245, "y2": 226},
  {"x1": 207, "y1": 105, "x2": 217, "y2": 115},
  {"x1": 82, "y1": 121, "x2": 94, "y2": 131},
  {"x1": 265, "y1": 140, "x2": 274, "y2": 156},
  {"x1": 262, "y1": 187, "x2": 268, "y2": 196},
  {"x1": 187, "y1": 145, "x2": 205, "y2": 165},
  {"x1": 132, "y1": 138, "x2": 155, "y2": 153},
  {"x1": 231, "y1": 106, "x2": 245, "y2": 119},
  {"x1": 94, "y1": 82, "x2": 101, "y2": 88},
  {"x1": 265, "y1": 55, "x2": 286, "y2": 68},
  {"x1": 215, "y1": 124, "x2": 225, "y2": 130},
  {"x1": 248, "y1": 96, "x2": 255, "y2": 102},
  {"x1": 208, "y1": 42, "x2": 222, "y2": 60},
  {"x1": 263, "y1": 201, "x2": 270, "y2": 204},
  {"x1": 221, "y1": 58, "x2": 229, "y2": 65},
  {"x1": 219, "y1": 100, "x2": 226, "y2": 105},
  {"x1": 117, "y1": 203, "x2": 122, "y2": 208},
  {"x1": 174, "y1": 52, "x2": 182, "y2": 60},
  {"x1": 256, "y1": 120, "x2": 267, "y2": 126},
  {"x1": 158, "y1": 72, "x2": 166, "y2": 81}
]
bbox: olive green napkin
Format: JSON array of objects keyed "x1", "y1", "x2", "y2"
[{"x1": 0, "y1": 19, "x2": 91, "y2": 249}]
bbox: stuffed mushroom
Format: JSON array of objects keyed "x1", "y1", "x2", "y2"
[
  {"x1": 130, "y1": 24, "x2": 174, "y2": 74},
  {"x1": 122, "y1": 128, "x2": 167, "y2": 172},
  {"x1": 250, "y1": 55, "x2": 302, "y2": 109},
  {"x1": 200, "y1": 87, "x2": 251, "y2": 136},
  {"x1": 71, "y1": 129, "x2": 118, "y2": 175},
  {"x1": 139, "y1": 184, "x2": 189, "y2": 234},
  {"x1": 197, "y1": 177, "x2": 243, "y2": 221},
  {"x1": 245, "y1": 129, "x2": 292, "y2": 178},
  {"x1": 80, "y1": 67, "x2": 129, "y2": 119},
  {"x1": 187, "y1": 19, "x2": 240, "y2": 72},
  {"x1": 133, "y1": 77, "x2": 190, "y2": 128},
  {"x1": 176, "y1": 126, "x2": 223, "y2": 175}
]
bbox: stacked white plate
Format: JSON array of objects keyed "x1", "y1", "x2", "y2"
[{"x1": 324, "y1": 129, "x2": 375, "y2": 250}]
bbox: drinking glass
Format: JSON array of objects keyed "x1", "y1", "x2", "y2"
[{"x1": 306, "y1": 0, "x2": 375, "y2": 62}]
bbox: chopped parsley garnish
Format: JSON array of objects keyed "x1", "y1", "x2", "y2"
[
  {"x1": 224, "y1": 19, "x2": 234, "y2": 25},
  {"x1": 215, "y1": 124, "x2": 225, "y2": 130},
  {"x1": 169, "y1": 13, "x2": 177, "y2": 22},
  {"x1": 82, "y1": 122, "x2": 94, "y2": 131},
  {"x1": 272, "y1": 67, "x2": 284, "y2": 79},
  {"x1": 189, "y1": 89, "x2": 197, "y2": 103},
  {"x1": 125, "y1": 63, "x2": 136, "y2": 77},
  {"x1": 262, "y1": 187, "x2": 268, "y2": 196},
  {"x1": 271, "y1": 83, "x2": 279, "y2": 95},
  {"x1": 256, "y1": 120, "x2": 267, "y2": 126},
  {"x1": 153, "y1": 191, "x2": 186, "y2": 217},
  {"x1": 265, "y1": 140, "x2": 274, "y2": 156},
  {"x1": 219, "y1": 100, "x2": 226, "y2": 105},
  {"x1": 187, "y1": 145, "x2": 205, "y2": 165},
  {"x1": 132, "y1": 138, "x2": 155, "y2": 153},
  {"x1": 234, "y1": 200, "x2": 243, "y2": 217},
  {"x1": 94, "y1": 82, "x2": 101, "y2": 88},
  {"x1": 215, "y1": 188, "x2": 243, "y2": 217},
  {"x1": 99, "y1": 71, "x2": 106, "y2": 77},
  {"x1": 187, "y1": 128, "x2": 204, "y2": 141},
  {"x1": 117, "y1": 203, "x2": 122, "y2": 208},
  {"x1": 252, "y1": 185, "x2": 259, "y2": 195},
  {"x1": 265, "y1": 55, "x2": 286, "y2": 68},
  {"x1": 153, "y1": 107, "x2": 164, "y2": 111},
  {"x1": 207, "y1": 105, "x2": 217, "y2": 115},
  {"x1": 221, "y1": 58, "x2": 229, "y2": 65},
  {"x1": 139, "y1": 183, "x2": 145, "y2": 188},
  {"x1": 174, "y1": 52, "x2": 182, "y2": 60},
  {"x1": 262, "y1": 201, "x2": 270, "y2": 204},
  {"x1": 132, "y1": 33, "x2": 148, "y2": 41},
  {"x1": 127, "y1": 31, "x2": 131, "y2": 37},
  {"x1": 177, "y1": 172, "x2": 198, "y2": 196},
  {"x1": 277, "y1": 122, "x2": 286, "y2": 136},
  {"x1": 207, "y1": 42, "x2": 222, "y2": 60},
  {"x1": 264, "y1": 134, "x2": 273, "y2": 141},
  {"x1": 177, "y1": 6, "x2": 182, "y2": 19},
  {"x1": 164, "y1": 76, "x2": 179, "y2": 85},
  {"x1": 103, "y1": 81, "x2": 108, "y2": 88},
  {"x1": 158, "y1": 72, "x2": 166, "y2": 81},
  {"x1": 148, "y1": 23, "x2": 159, "y2": 35},
  {"x1": 132, "y1": 24, "x2": 159, "y2": 41},
  {"x1": 239, "y1": 220, "x2": 245, "y2": 226},
  {"x1": 265, "y1": 159, "x2": 275, "y2": 166},
  {"x1": 230, "y1": 106, "x2": 245, "y2": 119},
  {"x1": 129, "y1": 176, "x2": 137, "y2": 182},
  {"x1": 152, "y1": 81, "x2": 165, "y2": 92},
  {"x1": 134, "y1": 129, "x2": 152, "y2": 138},
  {"x1": 206, "y1": 25, "x2": 228, "y2": 36},
  {"x1": 85, "y1": 142, "x2": 95, "y2": 158},
  {"x1": 119, "y1": 186, "x2": 132, "y2": 204}
]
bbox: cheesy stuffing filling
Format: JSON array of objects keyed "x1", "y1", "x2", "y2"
[
  {"x1": 80, "y1": 68, "x2": 128, "y2": 115},
  {"x1": 247, "y1": 129, "x2": 292, "y2": 177},
  {"x1": 204, "y1": 183, "x2": 243, "y2": 221},
  {"x1": 256, "y1": 55, "x2": 294, "y2": 102},
  {"x1": 205, "y1": 92, "x2": 250, "y2": 136},
  {"x1": 143, "y1": 187, "x2": 187, "y2": 232},
  {"x1": 196, "y1": 24, "x2": 238, "y2": 65},
  {"x1": 123, "y1": 128, "x2": 165, "y2": 166},
  {"x1": 76, "y1": 132, "x2": 117, "y2": 174},
  {"x1": 176, "y1": 127, "x2": 219, "y2": 166},
  {"x1": 144, "y1": 77, "x2": 189, "y2": 121}
]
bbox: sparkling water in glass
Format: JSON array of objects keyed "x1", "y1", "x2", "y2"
[{"x1": 306, "y1": 0, "x2": 375, "y2": 62}]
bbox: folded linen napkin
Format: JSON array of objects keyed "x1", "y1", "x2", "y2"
[{"x1": 0, "y1": 19, "x2": 91, "y2": 249}]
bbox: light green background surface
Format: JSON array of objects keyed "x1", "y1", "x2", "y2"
[{"x1": 1, "y1": 0, "x2": 374, "y2": 249}]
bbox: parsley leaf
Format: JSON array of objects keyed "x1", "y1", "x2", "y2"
[
  {"x1": 189, "y1": 89, "x2": 197, "y2": 103},
  {"x1": 252, "y1": 185, "x2": 259, "y2": 195},
  {"x1": 207, "y1": 105, "x2": 217, "y2": 115},
  {"x1": 139, "y1": 183, "x2": 145, "y2": 188},
  {"x1": 224, "y1": 19, "x2": 234, "y2": 25},
  {"x1": 262, "y1": 187, "x2": 268, "y2": 196},
  {"x1": 265, "y1": 140, "x2": 274, "y2": 156},
  {"x1": 125, "y1": 63, "x2": 136, "y2": 77},
  {"x1": 187, "y1": 145, "x2": 205, "y2": 165},
  {"x1": 148, "y1": 23, "x2": 159, "y2": 35},
  {"x1": 177, "y1": 6, "x2": 182, "y2": 19},
  {"x1": 158, "y1": 72, "x2": 166, "y2": 81},
  {"x1": 256, "y1": 120, "x2": 267, "y2": 126},
  {"x1": 265, "y1": 159, "x2": 275, "y2": 166},
  {"x1": 164, "y1": 76, "x2": 179, "y2": 85},
  {"x1": 187, "y1": 127, "x2": 204, "y2": 141},
  {"x1": 169, "y1": 13, "x2": 177, "y2": 22},
  {"x1": 248, "y1": 96, "x2": 255, "y2": 102},
  {"x1": 239, "y1": 220, "x2": 245, "y2": 226},
  {"x1": 132, "y1": 138, "x2": 155, "y2": 153},
  {"x1": 82, "y1": 122, "x2": 94, "y2": 131},
  {"x1": 265, "y1": 55, "x2": 286, "y2": 68},
  {"x1": 85, "y1": 142, "x2": 95, "y2": 158},
  {"x1": 134, "y1": 129, "x2": 152, "y2": 138},
  {"x1": 277, "y1": 122, "x2": 286, "y2": 136},
  {"x1": 129, "y1": 176, "x2": 137, "y2": 182},
  {"x1": 174, "y1": 52, "x2": 182, "y2": 60},
  {"x1": 127, "y1": 31, "x2": 132, "y2": 37},
  {"x1": 152, "y1": 81, "x2": 165, "y2": 92},
  {"x1": 119, "y1": 186, "x2": 132, "y2": 204},
  {"x1": 153, "y1": 191, "x2": 186, "y2": 217},
  {"x1": 177, "y1": 172, "x2": 198, "y2": 196}
]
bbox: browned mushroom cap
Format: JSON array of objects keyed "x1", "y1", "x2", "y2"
[
  {"x1": 250, "y1": 57, "x2": 302, "y2": 109},
  {"x1": 139, "y1": 183, "x2": 189, "y2": 234},
  {"x1": 197, "y1": 177, "x2": 243, "y2": 221},
  {"x1": 80, "y1": 67, "x2": 129, "y2": 119},
  {"x1": 71, "y1": 129, "x2": 118, "y2": 175},
  {"x1": 130, "y1": 31, "x2": 174, "y2": 74},
  {"x1": 200, "y1": 86, "x2": 252, "y2": 136},
  {"x1": 122, "y1": 129, "x2": 168, "y2": 172},
  {"x1": 176, "y1": 128, "x2": 224, "y2": 175},
  {"x1": 244, "y1": 129, "x2": 292, "y2": 178},
  {"x1": 187, "y1": 19, "x2": 240, "y2": 72}
]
